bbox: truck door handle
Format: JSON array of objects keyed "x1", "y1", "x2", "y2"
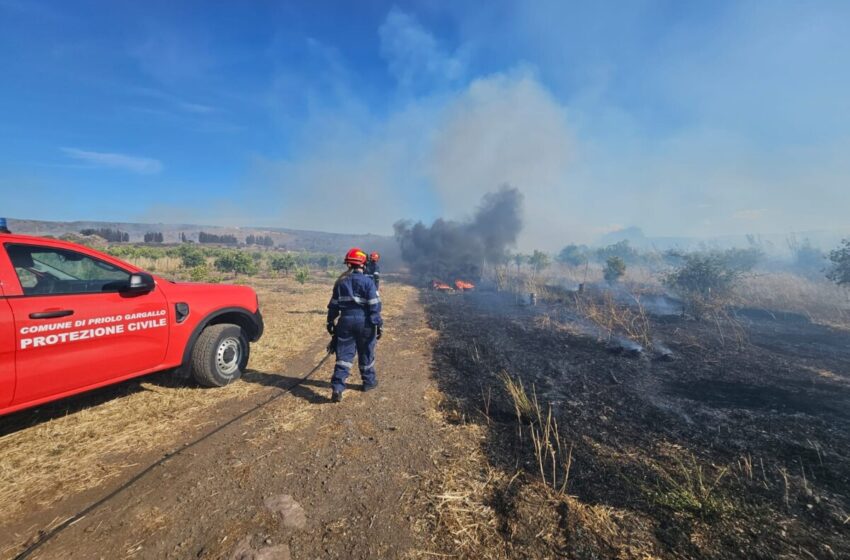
[{"x1": 29, "y1": 310, "x2": 74, "y2": 319}]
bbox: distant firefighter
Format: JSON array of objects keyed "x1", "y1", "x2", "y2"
[
  {"x1": 365, "y1": 251, "x2": 381, "y2": 290},
  {"x1": 326, "y1": 248, "x2": 383, "y2": 402}
]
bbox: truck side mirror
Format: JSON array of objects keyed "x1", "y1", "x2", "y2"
[{"x1": 125, "y1": 272, "x2": 156, "y2": 294}]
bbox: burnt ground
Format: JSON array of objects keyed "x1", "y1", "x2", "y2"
[{"x1": 422, "y1": 289, "x2": 850, "y2": 559}]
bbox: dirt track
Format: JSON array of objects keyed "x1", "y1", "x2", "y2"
[{"x1": 2, "y1": 282, "x2": 446, "y2": 559}]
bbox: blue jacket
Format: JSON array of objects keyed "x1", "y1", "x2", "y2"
[
  {"x1": 365, "y1": 261, "x2": 381, "y2": 280},
  {"x1": 327, "y1": 270, "x2": 383, "y2": 326}
]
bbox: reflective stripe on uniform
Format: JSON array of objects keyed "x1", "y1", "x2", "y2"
[
  {"x1": 360, "y1": 360, "x2": 376, "y2": 371},
  {"x1": 337, "y1": 295, "x2": 380, "y2": 305},
  {"x1": 335, "y1": 360, "x2": 353, "y2": 369}
]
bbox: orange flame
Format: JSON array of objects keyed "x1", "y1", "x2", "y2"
[{"x1": 432, "y1": 280, "x2": 454, "y2": 291}]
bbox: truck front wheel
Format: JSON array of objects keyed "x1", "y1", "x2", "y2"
[{"x1": 191, "y1": 323, "x2": 250, "y2": 387}]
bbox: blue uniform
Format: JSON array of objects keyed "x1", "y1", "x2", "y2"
[
  {"x1": 327, "y1": 270, "x2": 383, "y2": 393},
  {"x1": 365, "y1": 260, "x2": 381, "y2": 289}
]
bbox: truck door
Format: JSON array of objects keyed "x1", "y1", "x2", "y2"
[
  {"x1": 0, "y1": 294, "x2": 14, "y2": 409},
  {"x1": 5, "y1": 243, "x2": 170, "y2": 405}
]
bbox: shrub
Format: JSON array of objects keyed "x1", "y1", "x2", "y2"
[
  {"x1": 189, "y1": 264, "x2": 210, "y2": 282},
  {"x1": 788, "y1": 237, "x2": 825, "y2": 274},
  {"x1": 294, "y1": 267, "x2": 310, "y2": 284},
  {"x1": 214, "y1": 251, "x2": 258, "y2": 276},
  {"x1": 179, "y1": 247, "x2": 205, "y2": 269},
  {"x1": 603, "y1": 256, "x2": 626, "y2": 283},
  {"x1": 722, "y1": 247, "x2": 762, "y2": 273},
  {"x1": 664, "y1": 251, "x2": 746, "y2": 317},
  {"x1": 826, "y1": 239, "x2": 850, "y2": 286}
]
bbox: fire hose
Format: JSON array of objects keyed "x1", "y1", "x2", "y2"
[{"x1": 13, "y1": 343, "x2": 335, "y2": 560}]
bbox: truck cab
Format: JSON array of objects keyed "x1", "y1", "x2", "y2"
[{"x1": 0, "y1": 230, "x2": 263, "y2": 416}]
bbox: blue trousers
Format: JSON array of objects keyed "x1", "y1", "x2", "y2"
[{"x1": 331, "y1": 313, "x2": 377, "y2": 393}]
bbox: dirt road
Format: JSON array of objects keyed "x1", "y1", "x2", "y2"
[{"x1": 3, "y1": 283, "x2": 447, "y2": 559}]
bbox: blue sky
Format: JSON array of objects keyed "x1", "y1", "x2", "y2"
[{"x1": 1, "y1": 0, "x2": 849, "y2": 247}]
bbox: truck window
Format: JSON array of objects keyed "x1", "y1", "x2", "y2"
[{"x1": 6, "y1": 244, "x2": 131, "y2": 296}]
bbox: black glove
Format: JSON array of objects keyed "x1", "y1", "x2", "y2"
[
  {"x1": 375, "y1": 325, "x2": 383, "y2": 340},
  {"x1": 327, "y1": 322, "x2": 335, "y2": 336}
]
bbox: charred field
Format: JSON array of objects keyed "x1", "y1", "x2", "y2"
[{"x1": 420, "y1": 286, "x2": 850, "y2": 559}]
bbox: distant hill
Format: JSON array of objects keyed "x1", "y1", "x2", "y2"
[{"x1": 6, "y1": 217, "x2": 400, "y2": 260}]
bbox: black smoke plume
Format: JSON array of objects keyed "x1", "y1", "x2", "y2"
[{"x1": 394, "y1": 186, "x2": 524, "y2": 280}]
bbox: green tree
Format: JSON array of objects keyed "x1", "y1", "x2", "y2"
[
  {"x1": 557, "y1": 244, "x2": 588, "y2": 267},
  {"x1": 826, "y1": 239, "x2": 850, "y2": 286},
  {"x1": 512, "y1": 253, "x2": 527, "y2": 275},
  {"x1": 528, "y1": 250, "x2": 551, "y2": 280},
  {"x1": 179, "y1": 246, "x2": 205, "y2": 268},
  {"x1": 317, "y1": 254, "x2": 336, "y2": 269},
  {"x1": 269, "y1": 253, "x2": 297, "y2": 276},
  {"x1": 214, "y1": 251, "x2": 258, "y2": 276},
  {"x1": 603, "y1": 256, "x2": 626, "y2": 283},
  {"x1": 596, "y1": 240, "x2": 639, "y2": 264}
]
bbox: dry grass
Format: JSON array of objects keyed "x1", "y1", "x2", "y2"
[
  {"x1": 410, "y1": 387, "x2": 508, "y2": 560},
  {"x1": 415, "y1": 380, "x2": 658, "y2": 559},
  {"x1": 498, "y1": 371, "x2": 535, "y2": 423},
  {"x1": 575, "y1": 291, "x2": 653, "y2": 350},
  {"x1": 499, "y1": 372, "x2": 573, "y2": 494},
  {"x1": 0, "y1": 276, "x2": 332, "y2": 525},
  {"x1": 736, "y1": 272, "x2": 850, "y2": 328}
]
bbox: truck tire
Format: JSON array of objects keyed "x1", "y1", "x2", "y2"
[{"x1": 191, "y1": 323, "x2": 250, "y2": 387}]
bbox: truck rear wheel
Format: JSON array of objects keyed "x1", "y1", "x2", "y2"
[{"x1": 191, "y1": 323, "x2": 250, "y2": 387}]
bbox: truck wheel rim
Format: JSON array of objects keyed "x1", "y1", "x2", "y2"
[{"x1": 216, "y1": 337, "x2": 242, "y2": 376}]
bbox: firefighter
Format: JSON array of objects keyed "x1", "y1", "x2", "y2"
[
  {"x1": 326, "y1": 247, "x2": 383, "y2": 402},
  {"x1": 365, "y1": 251, "x2": 381, "y2": 290}
]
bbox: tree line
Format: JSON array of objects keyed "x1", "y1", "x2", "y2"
[
  {"x1": 198, "y1": 231, "x2": 238, "y2": 244},
  {"x1": 245, "y1": 234, "x2": 274, "y2": 246},
  {"x1": 79, "y1": 228, "x2": 129, "y2": 242}
]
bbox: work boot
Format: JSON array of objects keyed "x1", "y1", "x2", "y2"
[
  {"x1": 331, "y1": 390, "x2": 343, "y2": 403},
  {"x1": 362, "y1": 381, "x2": 378, "y2": 392}
]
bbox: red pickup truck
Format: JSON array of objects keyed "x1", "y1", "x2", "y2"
[{"x1": 0, "y1": 232, "x2": 264, "y2": 416}]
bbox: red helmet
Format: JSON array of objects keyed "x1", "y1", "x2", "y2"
[
  {"x1": 344, "y1": 247, "x2": 368, "y2": 267},
  {"x1": 370, "y1": 252, "x2": 380, "y2": 262}
]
